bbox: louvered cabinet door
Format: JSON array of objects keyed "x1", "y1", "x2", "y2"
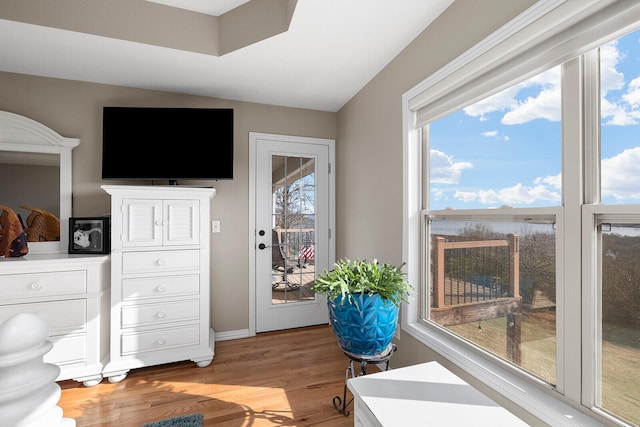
[
  {"x1": 163, "y1": 199, "x2": 200, "y2": 246},
  {"x1": 121, "y1": 198, "x2": 163, "y2": 247}
]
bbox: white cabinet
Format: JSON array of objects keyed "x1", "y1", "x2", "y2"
[
  {"x1": 121, "y1": 198, "x2": 200, "y2": 247},
  {"x1": 347, "y1": 361, "x2": 529, "y2": 426},
  {"x1": 101, "y1": 185, "x2": 215, "y2": 383},
  {"x1": 0, "y1": 254, "x2": 110, "y2": 387}
]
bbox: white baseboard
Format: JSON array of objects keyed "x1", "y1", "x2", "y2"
[{"x1": 215, "y1": 329, "x2": 250, "y2": 341}]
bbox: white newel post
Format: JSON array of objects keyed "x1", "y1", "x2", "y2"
[{"x1": 0, "y1": 313, "x2": 75, "y2": 427}]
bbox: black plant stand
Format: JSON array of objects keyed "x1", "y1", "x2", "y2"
[{"x1": 333, "y1": 343, "x2": 397, "y2": 416}]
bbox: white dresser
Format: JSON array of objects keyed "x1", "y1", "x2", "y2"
[
  {"x1": 0, "y1": 253, "x2": 110, "y2": 386},
  {"x1": 101, "y1": 185, "x2": 215, "y2": 383},
  {"x1": 347, "y1": 361, "x2": 529, "y2": 426}
]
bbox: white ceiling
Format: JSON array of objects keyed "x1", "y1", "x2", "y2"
[
  {"x1": 146, "y1": 0, "x2": 251, "y2": 16},
  {"x1": 0, "y1": 0, "x2": 453, "y2": 112}
]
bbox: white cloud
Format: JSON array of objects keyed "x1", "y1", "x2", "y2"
[
  {"x1": 463, "y1": 67, "x2": 561, "y2": 125},
  {"x1": 534, "y1": 174, "x2": 561, "y2": 190},
  {"x1": 463, "y1": 86, "x2": 519, "y2": 119},
  {"x1": 455, "y1": 191, "x2": 479, "y2": 203},
  {"x1": 454, "y1": 182, "x2": 561, "y2": 206},
  {"x1": 621, "y1": 76, "x2": 640, "y2": 109},
  {"x1": 502, "y1": 85, "x2": 561, "y2": 124},
  {"x1": 482, "y1": 130, "x2": 498, "y2": 137},
  {"x1": 430, "y1": 149, "x2": 473, "y2": 184},
  {"x1": 602, "y1": 147, "x2": 640, "y2": 199},
  {"x1": 601, "y1": 97, "x2": 638, "y2": 125},
  {"x1": 600, "y1": 39, "x2": 640, "y2": 125},
  {"x1": 600, "y1": 40, "x2": 625, "y2": 93}
]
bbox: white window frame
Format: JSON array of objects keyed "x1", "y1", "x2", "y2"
[{"x1": 402, "y1": 1, "x2": 640, "y2": 426}]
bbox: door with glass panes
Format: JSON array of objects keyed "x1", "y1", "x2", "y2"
[{"x1": 253, "y1": 133, "x2": 333, "y2": 333}]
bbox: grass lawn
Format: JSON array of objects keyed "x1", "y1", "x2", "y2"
[{"x1": 446, "y1": 312, "x2": 639, "y2": 425}]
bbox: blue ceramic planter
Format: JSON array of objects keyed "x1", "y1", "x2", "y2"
[{"x1": 327, "y1": 293, "x2": 399, "y2": 356}]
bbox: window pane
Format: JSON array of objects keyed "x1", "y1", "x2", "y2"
[
  {"x1": 271, "y1": 156, "x2": 316, "y2": 304},
  {"x1": 429, "y1": 217, "x2": 556, "y2": 384},
  {"x1": 600, "y1": 29, "x2": 640, "y2": 205},
  {"x1": 429, "y1": 67, "x2": 562, "y2": 210},
  {"x1": 599, "y1": 223, "x2": 640, "y2": 424}
]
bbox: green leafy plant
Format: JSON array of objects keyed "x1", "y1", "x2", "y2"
[{"x1": 312, "y1": 258, "x2": 413, "y2": 307}]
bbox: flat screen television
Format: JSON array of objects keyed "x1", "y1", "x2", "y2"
[{"x1": 102, "y1": 107, "x2": 234, "y2": 183}]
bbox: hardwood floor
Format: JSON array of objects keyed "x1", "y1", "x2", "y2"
[{"x1": 58, "y1": 325, "x2": 372, "y2": 426}]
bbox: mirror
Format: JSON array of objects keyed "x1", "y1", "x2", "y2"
[{"x1": 0, "y1": 111, "x2": 78, "y2": 255}]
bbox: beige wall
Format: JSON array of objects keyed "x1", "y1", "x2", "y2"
[
  {"x1": 335, "y1": 0, "x2": 542, "y2": 423},
  {"x1": 0, "y1": 72, "x2": 337, "y2": 333}
]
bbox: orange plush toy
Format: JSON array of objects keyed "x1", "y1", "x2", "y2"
[
  {"x1": 0, "y1": 205, "x2": 29, "y2": 257},
  {"x1": 20, "y1": 205, "x2": 61, "y2": 242}
]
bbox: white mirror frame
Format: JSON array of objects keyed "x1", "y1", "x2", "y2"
[{"x1": 0, "y1": 111, "x2": 79, "y2": 254}]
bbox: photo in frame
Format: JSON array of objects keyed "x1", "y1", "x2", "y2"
[{"x1": 68, "y1": 217, "x2": 110, "y2": 254}]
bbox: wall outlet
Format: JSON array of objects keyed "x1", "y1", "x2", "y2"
[{"x1": 212, "y1": 220, "x2": 221, "y2": 233}]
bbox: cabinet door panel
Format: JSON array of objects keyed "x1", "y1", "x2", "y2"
[
  {"x1": 122, "y1": 199, "x2": 162, "y2": 247},
  {"x1": 164, "y1": 199, "x2": 200, "y2": 246}
]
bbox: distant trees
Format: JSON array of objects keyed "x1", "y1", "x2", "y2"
[{"x1": 601, "y1": 233, "x2": 640, "y2": 329}]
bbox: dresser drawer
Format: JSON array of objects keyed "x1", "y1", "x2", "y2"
[
  {"x1": 121, "y1": 325, "x2": 200, "y2": 355},
  {"x1": 122, "y1": 274, "x2": 199, "y2": 301},
  {"x1": 0, "y1": 300, "x2": 86, "y2": 335},
  {"x1": 45, "y1": 334, "x2": 86, "y2": 366},
  {"x1": 121, "y1": 299, "x2": 199, "y2": 328},
  {"x1": 0, "y1": 270, "x2": 86, "y2": 299},
  {"x1": 122, "y1": 250, "x2": 199, "y2": 274}
]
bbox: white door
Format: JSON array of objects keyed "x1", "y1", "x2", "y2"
[{"x1": 250, "y1": 132, "x2": 334, "y2": 333}]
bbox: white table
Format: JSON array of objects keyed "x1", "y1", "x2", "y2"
[{"x1": 347, "y1": 361, "x2": 530, "y2": 426}]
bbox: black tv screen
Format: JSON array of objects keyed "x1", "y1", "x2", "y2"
[{"x1": 102, "y1": 107, "x2": 234, "y2": 182}]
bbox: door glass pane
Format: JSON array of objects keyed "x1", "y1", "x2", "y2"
[
  {"x1": 600, "y1": 29, "x2": 640, "y2": 205},
  {"x1": 429, "y1": 217, "x2": 557, "y2": 385},
  {"x1": 599, "y1": 222, "x2": 640, "y2": 424},
  {"x1": 271, "y1": 155, "x2": 316, "y2": 304}
]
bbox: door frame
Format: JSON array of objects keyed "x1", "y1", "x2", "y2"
[{"x1": 248, "y1": 132, "x2": 335, "y2": 336}]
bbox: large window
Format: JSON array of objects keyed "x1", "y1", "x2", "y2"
[
  {"x1": 594, "y1": 29, "x2": 640, "y2": 425},
  {"x1": 404, "y1": 3, "x2": 640, "y2": 426}
]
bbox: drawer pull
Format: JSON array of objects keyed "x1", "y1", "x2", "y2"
[
  {"x1": 156, "y1": 259, "x2": 166, "y2": 266},
  {"x1": 157, "y1": 338, "x2": 167, "y2": 345},
  {"x1": 157, "y1": 311, "x2": 167, "y2": 319},
  {"x1": 30, "y1": 282, "x2": 42, "y2": 290},
  {"x1": 157, "y1": 285, "x2": 166, "y2": 292}
]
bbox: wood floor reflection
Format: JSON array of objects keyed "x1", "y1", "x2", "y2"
[{"x1": 58, "y1": 325, "x2": 369, "y2": 427}]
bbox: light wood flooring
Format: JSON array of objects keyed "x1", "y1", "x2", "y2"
[{"x1": 58, "y1": 325, "x2": 371, "y2": 426}]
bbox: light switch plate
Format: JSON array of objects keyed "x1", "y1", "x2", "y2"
[{"x1": 212, "y1": 220, "x2": 221, "y2": 233}]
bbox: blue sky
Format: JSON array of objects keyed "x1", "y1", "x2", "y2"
[{"x1": 429, "y1": 28, "x2": 640, "y2": 210}]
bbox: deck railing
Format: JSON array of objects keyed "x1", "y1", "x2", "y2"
[
  {"x1": 432, "y1": 234, "x2": 520, "y2": 309},
  {"x1": 431, "y1": 234, "x2": 523, "y2": 363}
]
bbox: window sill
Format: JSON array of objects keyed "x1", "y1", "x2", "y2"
[{"x1": 402, "y1": 321, "x2": 612, "y2": 427}]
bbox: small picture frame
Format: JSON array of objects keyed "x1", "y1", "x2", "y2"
[{"x1": 68, "y1": 217, "x2": 110, "y2": 254}]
